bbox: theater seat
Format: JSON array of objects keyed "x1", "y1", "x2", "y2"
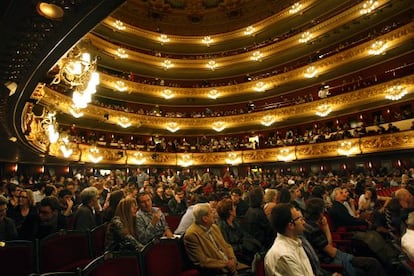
[
  {"x1": 89, "y1": 223, "x2": 108, "y2": 258},
  {"x1": 0, "y1": 240, "x2": 37, "y2": 276},
  {"x1": 81, "y1": 251, "x2": 141, "y2": 276}
]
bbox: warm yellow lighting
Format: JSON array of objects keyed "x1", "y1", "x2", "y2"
[
  {"x1": 337, "y1": 141, "x2": 359, "y2": 156},
  {"x1": 72, "y1": 89, "x2": 91, "y2": 109},
  {"x1": 278, "y1": 148, "x2": 295, "y2": 162},
  {"x1": 368, "y1": 40, "x2": 387, "y2": 55},
  {"x1": 208, "y1": 89, "x2": 220, "y2": 99},
  {"x1": 244, "y1": 26, "x2": 256, "y2": 36},
  {"x1": 161, "y1": 89, "x2": 174, "y2": 99},
  {"x1": 315, "y1": 104, "x2": 332, "y2": 117},
  {"x1": 178, "y1": 154, "x2": 193, "y2": 167},
  {"x1": 385, "y1": 85, "x2": 408, "y2": 101},
  {"x1": 159, "y1": 34, "x2": 170, "y2": 44},
  {"x1": 225, "y1": 152, "x2": 242, "y2": 165},
  {"x1": 118, "y1": 117, "x2": 132, "y2": 128},
  {"x1": 114, "y1": 80, "x2": 128, "y2": 92},
  {"x1": 131, "y1": 152, "x2": 146, "y2": 165},
  {"x1": 36, "y1": 2, "x2": 64, "y2": 20},
  {"x1": 43, "y1": 111, "x2": 60, "y2": 144},
  {"x1": 113, "y1": 20, "x2": 126, "y2": 30},
  {"x1": 88, "y1": 147, "x2": 103, "y2": 163},
  {"x1": 212, "y1": 121, "x2": 226, "y2": 132},
  {"x1": 299, "y1": 31, "x2": 312, "y2": 43},
  {"x1": 166, "y1": 122, "x2": 180, "y2": 133},
  {"x1": 207, "y1": 60, "x2": 218, "y2": 71},
  {"x1": 360, "y1": 0, "x2": 378, "y2": 15},
  {"x1": 69, "y1": 105, "x2": 84, "y2": 118},
  {"x1": 116, "y1": 48, "x2": 128, "y2": 59},
  {"x1": 289, "y1": 2, "x2": 302, "y2": 14},
  {"x1": 202, "y1": 36, "x2": 213, "y2": 46},
  {"x1": 304, "y1": 66, "x2": 318, "y2": 78},
  {"x1": 254, "y1": 81, "x2": 267, "y2": 92},
  {"x1": 60, "y1": 144, "x2": 73, "y2": 158},
  {"x1": 261, "y1": 115, "x2": 275, "y2": 126},
  {"x1": 251, "y1": 51, "x2": 263, "y2": 62},
  {"x1": 162, "y1": 59, "x2": 174, "y2": 70}
]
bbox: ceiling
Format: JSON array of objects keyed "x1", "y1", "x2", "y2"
[{"x1": 0, "y1": 0, "x2": 413, "y2": 164}]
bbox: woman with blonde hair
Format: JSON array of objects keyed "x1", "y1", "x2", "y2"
[
  {"x1": 105, "y1": 197, "x2": 143, "y2": 252},
  {"x1": 263, "y1": 188, "x2": 278, "y2": 219},
  {"x1": 8, "y1": 189, "x2": 37, "y2": 235}
]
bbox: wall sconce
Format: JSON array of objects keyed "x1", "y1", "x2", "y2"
[
  {"x1": 207, "y1": 60, "x2": 218, "y2": 71},
  {"x1": 261, "y1": 115, "x2": 275, "y2": 126},
  {"x1": 212, "y1": 121, "x2": 226, "y2": 132},
  {"x1": 315, "y1": 104, "x2": 332, "y2": 117},
  {"x1": 202, "y1": 36, "x2": 213, "y2": 46},
  {"x1": 304, "y1": 66, "x2": 318, "y2": 78},
  {"x1": 114, "y1": 80, "x2": 128, "y2": 92},
  {"x1": 166, "y1": 122, "x2": 180, "y2": 132},
  {"x1": 118, "y1": 117, "x2": 132, "y2": 128},
  {"x1": 251, "y1": 51, "x2": 263, "y2": 62},
  {"x1": 337, "y1": 140, "x2": 360, "y2": 156},
  {"x1": 254, "y1": 81, "x2": 267, "y2": 92},
  {"x1": 115, "y1": 48, "x2": 129, "y2": 59},
  {"x1": 178, "y1": 154, "x2": 193, "y2": 167},
  {"x1": 225, "y1": 152, "x2": 242, "y2": 165},
  {"x1": 360, "y1": 0, "x2": 379, "y2": 15},
  {"x1": 88, "y1": 147, "x2": 103, "y2": 163},
  {"x1": 162, "y1": 59, "x2": 174, "y2": 70},
  {"x1": 113, "y1": 20, "x2": 126, "y2": 31},
  {"x1": 131, "y1": 151, "x2": 146, "y2": 164},
  {"x1": 208, "y1": 89, "x2": 220, "y2": 99},
  {"x1": 159, "y1": 34, "x2": 170, "y2": 44},
  {"x1": 289, "y1": 2, "x2": 302, "y2": 14},
  {"x1": 244, "y1": 26, "x2": 256, "y2": 36},
  {"x1": 299, "y1": 31, "x2": 312, "y2": 43},
  {"x1": 277, "y1": 148, "x2": 296, "y2": 162},
  {"x1": 385, "y1": 85, "x2": 408, "y2": 101},
  {"x1": 161, "y1": 89, "x2": 174, "y2": 99},
  {"x1": 368, "y1": 40, "x2": 387, "y2": 55},
  {"x1": 69, "y1": 105, "x2": 84, "y2": 118}
]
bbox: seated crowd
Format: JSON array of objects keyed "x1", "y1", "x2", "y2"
[{"x1": 0, "y1": 167, "x2": 414, "y2": 275}]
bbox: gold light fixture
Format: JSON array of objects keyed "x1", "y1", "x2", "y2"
[
  {"x1": 304, "y1": 66, "x2": 318, "y2": 78},
  {"x1": 254, "y1": 81, "x2": 267, "y2": 92},
  {"x1": 113, "y1": 20, "x2": 126, "y2": 31},
  {"x1": 208, "y1": 89, "x2": 220, "y2": 99},
  {"x1": 261, "y1": 115, "x2": 275, "y2": 126},
  {"x1": 360, "y1": 0, "x2": 379, "y2": 15},
  {"x1": 337, "y1": 141, "x2": 359, "y2": 156},
  {"x1": 207, "y1": 60, "x2": 218, "y2": 71},
  {"x1": 131, "y1": 151, "x2": 146, "y2": 165},
  {"x1": 118, "y1": 116, "x2": 132, "y2": 128},
  {"x1": 225, "y1": 152, "x2": 242, "y2": 165},
  {"x1": 88, "y1": 146, "x2": 103, "y2": 163},
  {"x1": 69, "y1": 105, "x2": 84, "y2": 118},
  {"x1": 166, "y1": 122, "x2": 180, "y2": 133},
  {"x1": 161, "y1": 89, "x2": 174, "y2": 99},
  {"x1": 178, "y1": 154, "x2": 193, "y2": 167},
  {"x1": 244, "y1": 26, "x2": 256, "y2": 36},
  {"x1": 59, "y1": 136, "x2": 73, "y2": 158},
  {"x1": 212, "y1": 121, "x2": 226, "y2": 132},
  {"x1": 277, "y1": 148, "x2": 296, "y2": 162},
  {"x1": 289, "y1": 2, "x2": 302, "y2": 14},
  {"x1": 162, "y1": 59, "x2": 174, "y2": 70},
  {"x1": 114, "y1": 80, "x2": 128, "y2": 92},
  {"x1": 115, "y1": 48, "x2": 129, "y2": 59},
  {"x1": 251, "y1": 51, "x2": 263, "y2": 62},
  {"x1": 315, "y1": 104, "x2": 332, "y2": 117},
  {"x1": 202, "y1": 36, "x2": 213, "y2": 46},
  {"x1": 43, "y1": 111, "x2": 59, "y2": 144},
  {"x1": 36, "y1": 2, "x2": 64, "y2": 20},
  {"x1": 385, "y1": 85, "x2": 408, "y2": 101},
  {"x1": 299, "y1": 31, "x2": 312, "y2": 43},
  {"x1": 368, "y1": 40, "x2": 387, "y2": 55},
  {"x1": 159, "y1": 34, "x2": 170, "y2": 44}
]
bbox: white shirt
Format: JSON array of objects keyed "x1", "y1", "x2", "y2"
[
  {"x1": 264, "y1": 234, "x2": 314, "y2": 276},
  {"x1": 402, "y1": 228, "x2": 414, "y2": 261}
]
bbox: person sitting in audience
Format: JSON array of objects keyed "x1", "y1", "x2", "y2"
[
  {"x1": 102, "y1": 190, "x2": 124, "y2": 223},
  {"x1": 168, "y1": 186, "x2": 187, "y2": 215},
  {"x1": 402, "y1": 211, "x2": 414, "y2": 262},
  {"x1": 183, "y1": 203, "x2": 249, "y2": 275},
  {"x1": 20, "y1": 196, "x2": 67, "y2": 240},
  {"x1": 263, "y1": 189, "x2": 278, "y2": 219},
  {"x1": 304, "y1": 198, "x2": 386, "y2": 276},
  {"x1": 58, "y1": 188, "x2": 74, "y2": 218},
  {"x1": 230, "y1": 188, "x2": 248, "y2": 217},
  {"x1": 135, "y1": 191, "x2": 173, "y2": 245},
  {"x1": 0, "y1": 195, "x2": 17, "y2": 241},
  {"x1": 105, "y1": 197, "x2": 144, "y2": 252},
  {"x1": 216, "y1": 198, "x2": 262, "y2": 264},
  {"x1": 174, "y1": 195, "x2": 207, "y2": 236},
  {"x1": 264, "y1": 203, "x2": 314, "y2": 276},
  {"x1": 73, "y1": 187, "x2": 100, "y2": 231},
  {"x1": 7, "y1": 189, "x2": 37, "y2": 236},
  {"x1": 152, "y1": 185, "x2": 169, "y2": 209}
]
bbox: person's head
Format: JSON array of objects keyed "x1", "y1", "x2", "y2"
[
  {"x1": 18, "y1": 189, "x2": 35, "y2": 207},
  {"x1": 115, "y1": 197, "x2": 138, "y2": 237},
  {"x1": 278, "y1": 187, "x2": 291, "y2": 204},
  {"x1": 80, "y1": 187, "x2": 98, "y2": 206},
  {"x1": 155, "y1": 186, "x2": 164, "y2": 197},
  {"x1": 108, "y1": 190, "x2": 124, "y2": 210},
  {"x1": 230, "y1": 188, "x2": 243, "y2": 204},
  {"x1": 406, "y1": 211, "x2": 414, "y2": 229},
  {"x1": 137, "y1": 191, "x2": 153, "y2": 212},
  {"x1": 193, "y1": 203, "x2": 215, "y2": 228},
  {"x1": 264, "y1": 189, "x2": 278, "y2": 204},
  {"x1": 269, "y1": 203, "x2": 305, "y2": 237},
  {"x1": 248, "y1": 186, "x2": 264, "y2": 208},
  {"x1": 174, "y1": 187, "x2": 185, "y2": 200},
  {"x1": 395, "y1": 188, "x2": 414, "y2": 209},
  {"x1": 216, "y1": 198, "x2": 235, "y2": 221},
  {"x1": 65, "y1": 181, "x2": 76, "y2": 195},
  {"x1": 0, "y1": 195, "x2": 8, "y2": 221},
  {"x1": 58, "y1": 188, "x2": 72, "y2": 202},
  {"x1": 364, "y1": 188, "x2": 373, "y2": 200},
  {"x1": 305, "y1": 197, "x2": 325, "y2": 222},
  {"x1": 331, "y1": 187, "x2": 346, "y2": 203},
  {"x1": 290, "y1": 185, "x2": 302, "y2": 199},
  {"x1": 208, "y1": 193, "x2": 219, "y2": 209},
  {"x1": 44, "y1": 185, "x2": 57, "y2": 197},
  {"x1": 312, "y1": 185, "x2": 326, "y2": 199},
  {"x1": 39, "y1": 196, "x2": 60, "y2": 223}
]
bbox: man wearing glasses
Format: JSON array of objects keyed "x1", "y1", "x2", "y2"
[
  {"x1": 264, "y1": 203, "x2": 314, "y2": 275},
  {"x1": 0, "y1": 195, "x2": 17, "y2": 241}
]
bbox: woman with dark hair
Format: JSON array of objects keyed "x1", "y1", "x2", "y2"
[
  {"x1": 244, "y1": 186, "x2": 274, "y2": 249},
  {"x1": 217, "y1": 198, "x2": 262, "y2": 264},
  {"x1": 278, "y1": 187, "x2": 291, "y2": 204},
  {"x1": 102, "y1": 190, "x2": 124, "y2": 223},
  {"x1": 105, "y1": 197, "x2": 143, "y2": 252}
]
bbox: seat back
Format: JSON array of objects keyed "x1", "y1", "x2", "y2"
[
  {"x1": 39, "y1": 230, "x2": 92, "y2": 273},
  {"x1": 90, "y1": 222, "x2": 108, "y2": 257},
  {"x1": 252, "y1": 252, "x2": 265, "y2": 276},
  {"x1": 165, "y1": 215, "x2": 182, "y2": 233},
  {"x1": 82, "y1": 251, "x2": 141, "y2": 276},
  {"x1": 0, "y1": 240, "x2": 37, "y2": 276}
]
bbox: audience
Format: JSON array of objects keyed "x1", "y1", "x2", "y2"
[
  {"x1": 0, "y1": 195, "x2": 17, "y2": 241},
  {"x1": 401, "y1": 211, "x2": 414, "y2": 261},
  {"x1": 73, "y1": 187, "x2": 99, "y2": 231}
]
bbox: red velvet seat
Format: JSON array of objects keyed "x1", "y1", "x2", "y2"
[
  {"x1": 81, "y1": 251, "x2": 141, "y2": 276},
  {"x1": 39, "y1": 230, "x2": 92, "y2": 273},
  {"x1": 165, "y1": 215, "x2": 183, "y2": 233},
  {"x1": 0, "y1": 240, "x2": 37, "y2": 276},
  {"x1": 89, "y1": 223, "x2": 108, "y2": 258},
  {"x1": 142, "y1": 238, "x2": 200, "y2": 276}
]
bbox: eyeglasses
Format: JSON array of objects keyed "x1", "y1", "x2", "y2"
[{"x1": 291, "y1": 216, "x2": 304, "y2": 223}]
